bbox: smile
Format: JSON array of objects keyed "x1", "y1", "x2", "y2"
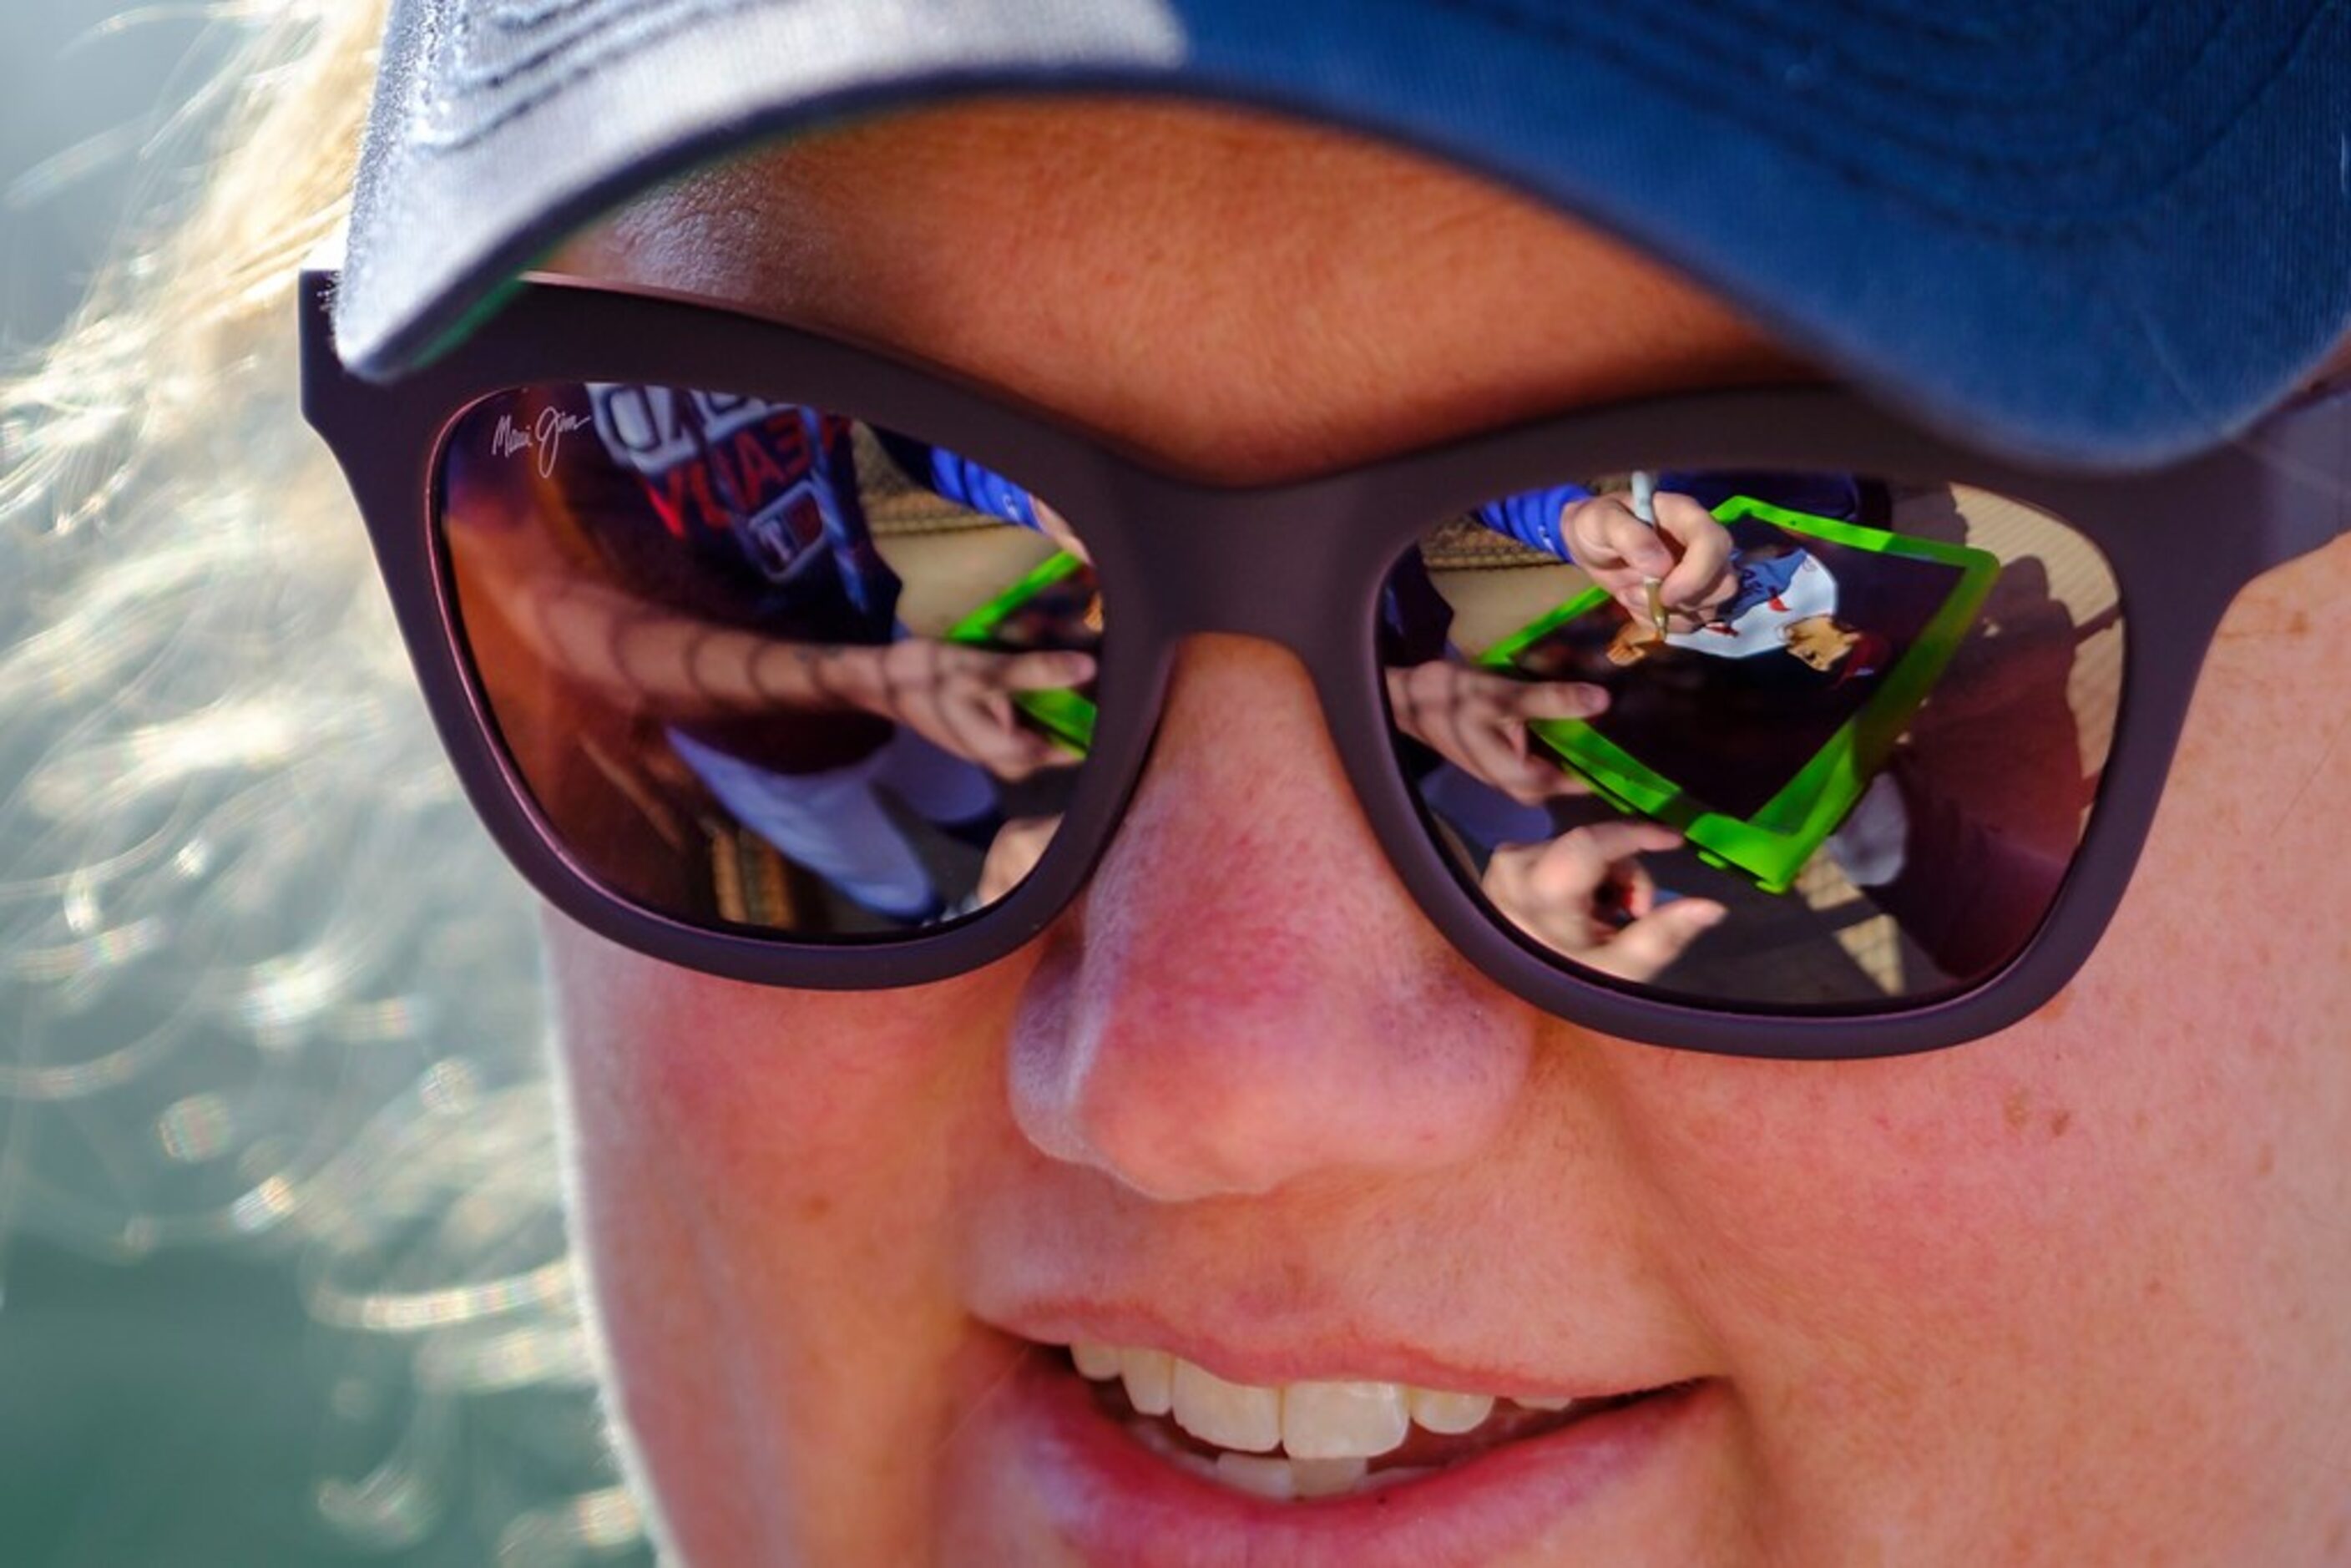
[
  {"x1": 963, "y1": 1331, "x2": 1714, "y2": 1568},
  {"x1": 1064, "y1": 1340, "x2": 1665, "y2": 1501}
]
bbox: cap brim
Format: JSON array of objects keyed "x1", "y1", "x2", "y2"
[{"x1": 338, "y1": 0, "x2": 2351, "y2": 468}]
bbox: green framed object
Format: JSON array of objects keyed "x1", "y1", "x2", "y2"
[
  {"x1": 942, "y1": 549, "x2": 1100, "y2": 753},
  {"x1": 1477, "y1": 497, "x2": 2001, "y2": 893}
]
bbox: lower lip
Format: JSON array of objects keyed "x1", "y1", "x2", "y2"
[{"x1": 963, "y1": 1353, "x2": 1711, "y2": 1568}]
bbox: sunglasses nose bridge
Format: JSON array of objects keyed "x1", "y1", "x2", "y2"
[{"x1": 1126, "y1": 484, "x2": 1385, "y2": 656}]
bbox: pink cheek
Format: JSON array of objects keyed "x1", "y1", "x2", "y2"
[
  {"x1": 1598, "y1": 1021, "x2": 2121, "y2": 1338},
  {"x1": 549, "y1": 929, "x2": 1028, "y2": 1201}
]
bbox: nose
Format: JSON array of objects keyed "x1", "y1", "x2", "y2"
[{"x1": 1007, "y1": 635, "x2": 1534, "y2": 1201}]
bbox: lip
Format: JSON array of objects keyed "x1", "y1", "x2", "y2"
[
  {"x1": 954, "y1": 1343, "x2": 1713, "y2": 1568},
  {"x1": 979, "y1": 1303, "x2": 1686, "y2": 1400}
]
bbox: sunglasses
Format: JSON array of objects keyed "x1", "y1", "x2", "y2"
[{"x1": 301, "y1": 271, "x2": 2349, "y2": 1060}]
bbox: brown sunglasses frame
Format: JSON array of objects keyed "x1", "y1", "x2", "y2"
[{"x1": 301, "y1": 271, "x2": 2351, "y2": 1059}]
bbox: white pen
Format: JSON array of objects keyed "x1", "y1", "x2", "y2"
[{"x1": 1630, "y1": 469, "x2": 1666, "y2": 636}]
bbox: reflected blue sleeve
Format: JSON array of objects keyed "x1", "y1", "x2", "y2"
[
  {"x1": 927, "y1": 448, "x2": 1042, "y2": 531},
  {"x1": 1473, "y1": 483, "x2": 1590, "y2": 560}
]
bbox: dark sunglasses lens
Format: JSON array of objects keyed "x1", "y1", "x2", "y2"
[
  {"x1": 435, "y1": 385, "x2": 1101, "y2": 938},
  {"x1": 1387, "y1": 472, "x2": 2121, "y2": 1010}
]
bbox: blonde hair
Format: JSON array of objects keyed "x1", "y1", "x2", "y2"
[{"x1": 0, "y1": 5, "x2": 637, "y2": 1558}]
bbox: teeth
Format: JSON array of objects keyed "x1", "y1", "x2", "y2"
[
  {"x1": 1408, "y1": 1387, "x2": 1496, "y2": 1434},
  {"x1": 1121, "y1": 1348, "x2": 1175, "y2": 1416},
  {"x1": 1281, "y1": 1380, "x2": 1408, "y2": 1460},
  {"x1": 1171, "y1": 1360, "x2": 1283, "y2": 1453},
  {"x1": 1213, "y1": 1453, "x2": 1297, "y2": 1500},
  {"x1": 1067, "y1": 1343, "x2": 1531, "y2": 1464},
  {"x1": 1214, "y1": 1454, "x2": 1374, "y2": 1501},
  {"x1": 1291, "y1": 1456, "x2": 1372, "y2": 1498},
  {"x1": 1070, "y1": 1342, "x2": 1122, "y2": 1380}
]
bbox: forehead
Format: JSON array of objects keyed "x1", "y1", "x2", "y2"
[{"x1": 556, "y1": 98, "x2": 1810, "y2": 481}]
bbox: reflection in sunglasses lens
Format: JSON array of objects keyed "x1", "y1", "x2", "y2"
[
  {"x1": 437, "y1": 383, "x2": 1102, "y2": 939},
  {"x1": 442, "y1": 400, "x2": 2123, "y2": 1009},
  {"x1": 1387, "y1": 470, "x2": 2121, "y2": 1009}
]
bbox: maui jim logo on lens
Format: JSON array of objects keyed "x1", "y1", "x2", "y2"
[{"x1": 491, "y1": 406, "x2": 592, "y2": 478}]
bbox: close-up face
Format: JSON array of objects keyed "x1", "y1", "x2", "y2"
[{"x1": 536, "y1": 102, "x2": 2351, "y2": 1565}]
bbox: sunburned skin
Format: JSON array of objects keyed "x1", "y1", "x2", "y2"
[{"x1": 542, "y1": 99, "x2": 2351, "y2": 1566}]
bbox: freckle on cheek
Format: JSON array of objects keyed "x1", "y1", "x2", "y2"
[{"x1": 1998, "y1": 1085, "x2": 2075, "y2": 1143}]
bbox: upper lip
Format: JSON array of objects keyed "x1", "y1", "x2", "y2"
[{"x1": 978, "y1": 1298, "x2": 1695, "y2": 1401}]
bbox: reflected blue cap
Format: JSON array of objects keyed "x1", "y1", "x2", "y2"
[{"x1": 336, "y1": 0, "x2": 2351, "y2": 468}]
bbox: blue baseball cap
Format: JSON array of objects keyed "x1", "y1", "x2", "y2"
[{"x1": 336, "y1": 0, "x2": 2351, "y2": 468}]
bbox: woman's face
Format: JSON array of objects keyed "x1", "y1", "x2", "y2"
[{"x1": 545, "y1": 101, "x2": 2351, "y2": 1566}]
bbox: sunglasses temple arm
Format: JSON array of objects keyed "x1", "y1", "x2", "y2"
[
  {"x1": 298, "y1": 268, "x2": 350, "y2": 436},
  {"x1": 2245, "y1": 384, "x2": 2351, "y2": 561}
]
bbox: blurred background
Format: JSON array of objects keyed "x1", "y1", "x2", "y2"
[
  {"x1": 1, "y1": 7, "x2": 650, "y2": 1564},
  {"x1": 3, "y1": 6, "x2": 215, "y2": 346}
]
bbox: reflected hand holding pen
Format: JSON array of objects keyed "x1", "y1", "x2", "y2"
[{"x1": 1561, "y1": 487, "x2": 1736, "y2": 628}]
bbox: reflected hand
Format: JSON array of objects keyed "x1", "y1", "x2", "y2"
[
  {"x1": 1562, "y1": 488, "x2": 1735, "y2": 628},
  {"x1": 977, "y1": 814, "x2": 1061, "y2": 905},
  {"x1": 1481, "y1": 821, "x2": 1726, "y2": 981},
  {"x1": 832, "y1": 640, "x2": 1095, "y2": 781},
  {"x1": 1034, "y1": 498, "x2": 1092, "y2": 566},
  {"x1": 1387, "y1": 661, "x2": 1604, "y2": 805}
]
